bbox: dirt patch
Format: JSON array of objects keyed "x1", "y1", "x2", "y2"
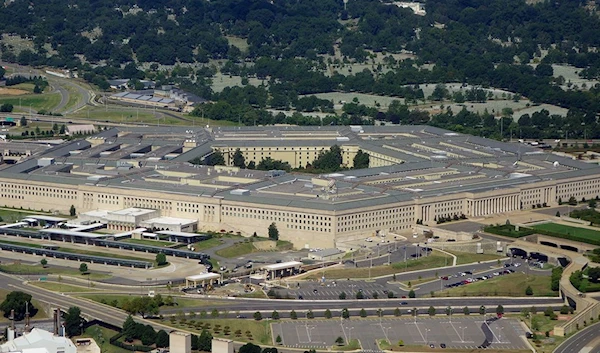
[{"x1": 0, "y1": 88, "x2": 29, "y2": 95}]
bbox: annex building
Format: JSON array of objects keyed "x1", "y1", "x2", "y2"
[{"x1": 1, "y1": 125, "x2": 599, "y2": 249}]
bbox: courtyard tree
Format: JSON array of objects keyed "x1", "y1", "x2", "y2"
[
  {"x1": 268, "y1": 222, "x2": 279, "y2": 240},
  {"x1": 70, "y1": 205, "x2": 76, "y2": 216},
  {"x1": 232, "y1": 148, "x2": 246, "y2": 168},
  {"x1": 156, "y1": 253, "x2": 167, "y2": 266}
]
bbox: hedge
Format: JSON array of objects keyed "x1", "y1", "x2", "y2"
[{"x1": 109, "y1": 332, "x2": 153, "y2": 352}]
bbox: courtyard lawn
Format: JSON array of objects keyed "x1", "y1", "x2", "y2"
[
  {"x1": 531, "y1": 223, "x2": 600, "y2": 244},
  {"x1": 0, "y1": 263, "x2": 111, "y2": 280},
  {"x1": 192, "y1": 237, "x2": 223, "y2": 251},
  {"x1": 436, "y1": 273, "x2": 556, "y2": 297},
  {"x1": 77, "y1": 325, "x2": 131, "y2": 353}
]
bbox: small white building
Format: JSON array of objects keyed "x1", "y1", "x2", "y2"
[
  {"x1": 212, "y1": 338, "x2": 233, "y2": 353},
  {"x1": 0, "y1": 328, "x2": 76, "y2": 353}
]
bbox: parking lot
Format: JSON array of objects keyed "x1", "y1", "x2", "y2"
[
  {"x1": 271, "y1": 316, "x2": 530, "y2": 351},
  {"x1": 290, "y1": 281, "x2": 393, "y2": 300}
]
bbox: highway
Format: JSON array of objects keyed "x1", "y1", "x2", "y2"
[{"x1": 554, "y1": 321, "x2": 600, "y2": 353}]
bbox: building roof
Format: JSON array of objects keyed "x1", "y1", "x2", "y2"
[
  {"x1": 155, "y1": 230, "x2": 203, "y2": 237},
  {"x1": 40, "y1": 229, "x2": 109, "y2": 238},
  {"x1": 186, "y1": 273, "x2": 220, "y2": 281},
  {"x1": 0, "y1": 328, "x2": 76, "y2": 353},
  {"x1": 262, "y1": 261, "x2": 303, "y2": 271}
]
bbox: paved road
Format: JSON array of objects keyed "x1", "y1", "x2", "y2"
[{"x1": 554, "y1": 321, "x2": 600, "y2": 353}]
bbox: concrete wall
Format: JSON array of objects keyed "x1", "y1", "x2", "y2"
[
  {"x1": 212, "y1": 338, "x2": 234, "y2": 353},
  {"x1": 169, "y1": 331, "x2": 191, "y2": 353}
]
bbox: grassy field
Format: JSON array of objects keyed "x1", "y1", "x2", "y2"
[
  {"x1": 0, "y1": 208, "x2": 54, "y2": 223},
  {"x1": 119, "y1": 238, "x2": 174, "y2": 247},
  {"x1": 449, "y1": 251, "x2": 504, "y2": 265},
  {"x1": 192, "y1": 237, "x2": 224, "y2": 251},
  {"x1": 56, "y1": 247, "x2": 152, "y2": 263},
  {"x1": 0, "y1": 288, "x2": 49, "y2": 322},
  {"x1": 79, "y1": 293, "x2": 229, "y2": 310},
  {"x1": 435, "y1": 273, "x2": 556, "y2": 297},
  {"x1": 0, "y1": 238, "x2": 43, "y2": 248},
  {"x1": 215, "y1": 241, "x2": 258, "y2": 258},
  {"x1": 0, "y1": 92, "x2": 62, "y2": 112},
  {"x1": 164, "y1": 317, "x2": 271, "y2": 345},
  {"x1": 29, "y1": 280, "x2": 101, "y2": 293},
  {"x1": 531, "y1": 223, "x2": 600, "y2": 243},
  {"x1": 77, "y1": 325, "x2": 130, "y2": 353},
  {"x1": 0, "y1": 263, "x2": 111, "y2": 280},
  {"x1": 302, "y1": 252, "x2": 453, "y2": 280}
]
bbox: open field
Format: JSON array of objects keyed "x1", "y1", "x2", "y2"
[
  {"x1": 531, "y1": 222, "x2": 600, "y2": 243},
  {"x1": 164, "y1": 317, "x2": 271, "y2": 345},
  {"x1": 192, "y1": 237, "x2": 223, "y2": 251},
  {"x1": 0, "y1": 263, "x2": 111, "y2": 280},
  {"x1": 435, "y1": 273, "x2": 556, "y2": 297},
  {"x1": 0, "y1": 208, "x2": 57, "y2": 223},
  {"x1": 215, "y1": 242, "x2": 256, "y2": 258},
  {"x1": 0, "y1": 87, "x2": 29, "y2": 95},
  {"x1": 302, "y1": 252, "x2": 453, "y2": 280},
  {"x1": 0, "y1": 93, "x2": 61, "y2": 112},
  {"x1": 29, "y1": 280, "x2": 101, "y2": 293},
  {"x1": 0, "y1": 288, "x2": 49, "y2": 322}
]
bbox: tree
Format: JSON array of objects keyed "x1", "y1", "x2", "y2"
[
  {"x1": 479, "y1": 305, "x2": 486, "y2": 315},
  {"x1": 0, "y1": 291, "x2": 36, "y2": 321},
  {"x1": 290, "y1": 310, "x2": 297, "y2": 320},
  {"x1": 335, "y1": 336, "x2": 344, "y2": 346},
  {"x1": 79, "y1": 263, "x2": 88, "y2": 274},
  {"x1": 271, "y1": 310, "x2": 280, "y2": 320},
  {"x1": 463, "y1": 306, "x2": 470, "y2": 315},
  {"x1": 202, "y1": 150, "x2": 226, "y2": 166},
  {"x1": 428, "y1": 306, "x2": 436, "y2": 316},
  {"x1": 359, "y1": 308, "x2": 367, "y2": 317},
  {"x1": 324, "y1": 309, "x2": 332, "y2": 319},
  {"x1": 232, "y1": 148, "x2": 246, "y2": 168},
  {"x1": 306, "y1": 309, "x2": 314, "y2": 319},
  {"x1": 341, "y1": 308, "x2": 350, "y2": 319},
  {"x1": 239, "y1": 343, "x2": 262, "y2": 353},
  {"x1": 0, "y1": 103, "x2": 13, "y2": 112},
  {"x1": 65, "y1": 306, "x2": 83, "y2": 337},
  {"x1": 408, "y1": 289, "x2": 415, "y2": 298},
  {"x1": 40, "y1": 258, "x2": 48, "y2": 268},
  {"x1": 398, "y1": 339, "x2": 405, "y2": 346},
  {"x1": 525, "y1": 285, "x2": 533, "y2": 296},
  {"x1": 339, "y1": 292, "x2": 346, "y2": 300},
  {"x1": 70, "y1": 205, "x2": 76, "y2": 216},
  {"x1": 254, "y1": 311, "x2": 262, "y2": 321},
  {"x1": 355, "y1": 291, "x2": 364, "y2": 299},
  {"x1": 353, "y1": 150, "x2": 370, "y2": 169},
  {"x1": 156, "y1": 253, "x2": 167, "y2": 266},
  {"x1": 556, "y1": 211, "x2": 561, "y2": 217},
  {"x1": 276, "y1": 335, "x2": 282, "y2": 344},
  {"x1": 19, "y1": 116, "x2": 27, "y2": 127},
  {"x1": 198, "y1": 329, "x2": 213, "y2": 351},
  {"x1": 122, "y1": 315, "x2": 136, "y2": 340},
  {"x1": 156, "y1": 330, "x2": 169, "y2": 348},
  {"x1": 496, "y1": 305, "x2": 504, "y2": 315},
  {"x1": 268, "y1": 222, "x2": 279, "y2": 240}
]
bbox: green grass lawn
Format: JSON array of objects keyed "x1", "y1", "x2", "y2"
[
  {"x1": 0, "y1": 208, "x2": 53, "y2": 223},
  {"x1": 57, "y1": 247, "x2": 152, "y2": 263},
  {"x1": 448, "y1": 251, "x2": 504, "y2": 265},
  {"x1": 531, "y1": 223, "x2": 600, "y2": 243},
  {"x1": 302, "y1": 251, "x2": 453, "y2": 280},
  {"x1": 77, "y1": 325, "x2": 131, "y2": 353},
  {"x1": 163, "y1": 317, "x2": 271, "y2": 345},
  {"x1": 0, "y1": 92, "x2": 62, "y2": 112},
  {"x1": 436, "y1": 273, "x2": 556, "y2": 297},
  {"x1": 119, "y1": 238, "x2": 174, "y2": 247},
  {"x1": 0, "y1": 263, "x2": 111, "y2": 280},
  {"x1": 192, "y1": 237, "x2": 223, "y2": 251},
  {"x1": 29, "y1": 280, "x2": 102, "y2": 293},
  {"x1": 332, "y1": 338, "x2": 360, "y2": 351},
  {"x1": 215, "y1": 241, "x2": 257, "y2": 258}
]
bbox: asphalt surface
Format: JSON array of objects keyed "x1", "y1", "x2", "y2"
[
  {"x1": 554, "y1": 321, "x2": 600, "y2": 353},
  {"x1": 273, "y1": 317, "x2": 529, "y2": 352}
]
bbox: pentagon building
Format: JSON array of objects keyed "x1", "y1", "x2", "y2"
[{"x1": 1, "y1": 125, "x2": 598, "y2": 249}]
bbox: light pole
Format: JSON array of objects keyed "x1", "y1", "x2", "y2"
[
  {"x1": 447, "y1": 306, "x2": 452, "y2": 323},
  {"x1": 424, "y1": 328, "x2": 431, "y2": 344},
  {"x1": 460, "y1": 326, "x2": 466, "y2": 342}
]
